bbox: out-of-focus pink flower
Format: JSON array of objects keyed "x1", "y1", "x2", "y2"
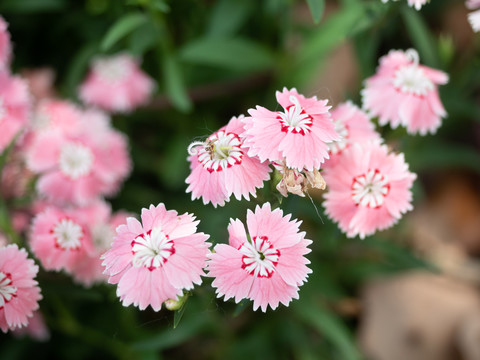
[
  {"x1": 467, "y1": 0, "x2": 480, "y2": 32},
  {"x1": 328, "y1": 101, "x2": 381, "y2": 155},
  {"x1": 0, "y1": 151, "x2": 35, "y2": 200},
  {"x1": 102, "y1": 203, "x2": 210, "y2": 311},
  {"x1": 323, "y1": 142, "x2": 416, "y2": 239},
  {"x1": 0, "y1": 244, "x2": 42, "y2": 333},
  {"x1": 25, "y1": 106, "x2": 131, "y2": 205},
  {"x1": 0, "y1": 16, "x2": 11, "y2": 71},
  {"x1": 12, "y1": 310, "x2": 50, "y2": 341},
  {"x1": 380, "y1": 0, "x2": 427, "y2": 10},
  {"x1": 70, "y1": 200, "x2": 132, "y2": 287},
  {"x1": 79, "y1": 53, "x2": 154, "y2": 113},
  {"x1": 208, "y1": 203, "x2": 312, "y2": 312},
  {"x1": 30, "y1": 206, "x2": 94, "y2": 272},
  {"x1": 243, "y1": 88, "x2": 339, "y2": 171},
  {"x1": 362, "y1": 49, "x2": 448, "y2": 135},
  {"x1": 186, "y1": 115, "x2": 271, "y2": 207},
  {"x1": 0, "y1": 72, "x2": 31, "y2": 152}
]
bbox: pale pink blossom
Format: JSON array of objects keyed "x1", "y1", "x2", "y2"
[
  {"x1": 272, "y1": 160, "x2": 326, "y2": 198},
  {"x1": 328, "y1": 101, "x2": 381, "y2": 156},
  {"x1": 25, "y1": 107, "x2": 131, "y2": 205},
  {"x1": 323, "y1": 142, "x2": 416, "y2": 239},
  {"x1": 0, "y1": 16, "x2": 11, "y2": 70},
  {"x1": 0, "y1": 71, "x2": 31, "y2": 152},
  {"x1": 71, "y1": 200, "x2": 131, "y2": 287},
  {"x1": 467, "y1": 1, "x2": 480, "y2": 32},
  {"x1": 243, "y1": 88, "x2": 339, "y2": 171},
  {"x1": 12, "y1": 310, "x2": 50, "y2": 341},
  {"x1": 208, "y1": 203, "x2": 312, "y2": 312},
  {"x1": 30, "y1": 206, "x2": 94, "y2": 272},
  {"x1": 79, "y1": 53, "x2": 154, "y2": 113},
  {"x1": 362, "y1": 49, "x2": 448, "y2": 135},
  {"x1": 0, "y1": 244, "x2": 42, "y2": 333},
  {"x1": 102, "y1": 203, "x2": 210, "y2": 311},
  {"x1": 186, "y1": 115, "x2": 271, "y2": 207}
]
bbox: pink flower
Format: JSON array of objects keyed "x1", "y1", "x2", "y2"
[
  {"x1": 102, "y1": 203, "x2": 210, "y2": 311},
  {"x1": 272, "y1": 160, "x2": 326, "y2": 198},
  {"x1": 0, "y1": 71, "x2": 31, "y2": 152},
  {"x1": 0, "y1": 244, "x2": 42, "y2": 333},
  {"x1": 243, "y1": 88, "x2": 339, "y2": 171},
  {"x1": 79, "y1": 53, "x2": 154, "y2": 113},
  {"x1": 25, "y1": 106, "x2": 131, "y2": 205},
  {"x1": 12, "y1": 310, "x2": 50, "y2": 341},
  {"x1": 362, "y1": 49, "x2": 449, "y2": 135},
  {"x1": 467, "y1": 0, "x2": 480, "y2": 32},
  {"x1": 30, "y1": 206, "x2": 94, "y2": 272},
  {"x1": 328, "y1": 101, "x2": 381, "y2": 156},
  {"x1": 323, "y1": 142, "x2": 416, "y2": 239},
  {"x1": 208, "y1": 203, "x2": 312, "y2": 312},
  {"x1": 0, "y1": 16, "x2": 11, "y2": 70},
  {"x1": 186, "y1": 115, "x2": 271, "y2": 207}
]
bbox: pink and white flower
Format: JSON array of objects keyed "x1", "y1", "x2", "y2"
[
  {"x1": 208, "y1": 203, "x2": 312, "y2": 312},
  {"x1": 0, "y1": 16, "x2": 11, "y2": 71},
  {"x1": 323, "y1": 142, "x2": 416, "y2": 239},
  {"x1": 25, "y1": 107, "x2": 131, "y2": 205},
  {"x1": 467, "y1": 0, "x2": 480, "y2": 32},
  {"x1": 12, "y1": 310, "x2": 50, "y2": 341},
  {"x1": 0, "y1": 244, "x2": 42, "y2": 333},
  {"x1": 186, "y1": 115, "x2": 271, "y2": 207},
  {"x1": 79, "y1": 53, "x2": 154, "y2": 113},
  {"x1": 362, "y1": 49, "x2": 448, "y2": 135},
  {"x1": 0, "y1": 71, "x2": 31, "y2": 152},
  {"x1": 102, "y1": 203, "x2": 210, "y2": 311},
  {"x1": 30, "y1": 206, "x2": 94, "y2": 272},
  {"x1": 328, "y1": 101, "x2": 381, "y2": 156},
  {"x1": 243, "y1": 88, "x2": 339, "y2": 171}
]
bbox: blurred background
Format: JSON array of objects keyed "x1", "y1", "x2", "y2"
[{"x1": 1, "y1": 0, "x2": 480, "y2": 359}]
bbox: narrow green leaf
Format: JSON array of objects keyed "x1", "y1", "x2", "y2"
[
  {"x1": 101, "y1": 12, "x2": 148, "y2": 51},
  {"x1": 179, "y1": 38, "x2": 274, "y2": 71},
  {"x1": 128, "y1": 21, "x2": 158, "y2": 56},
  {"x1": 401, "y1": 6, "x2": 439, "y2": 67},
  {"x1": 306, "y1": 0, "x2": 325, "y2": 24},
  {"x1": 162, "y1": 55, "x2": 192, "y2": 112},
  {"x1": 173, "y1": 303, "x2": 187, "y2": 329},
  {"x1": 207, "y1": 0, "x2": 253, "y2": 37},
  {"x1": 62, "y1": 42, "x2": 98, "y2": 98}
]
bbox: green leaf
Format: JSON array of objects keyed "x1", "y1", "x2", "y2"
[
  {"x1": 179, "y1": 37, "x2": 274, "y2": 71},
  {"x1": 306, "y1": 0, "x2": 325, "y2": 24},
  {"x1": 294, "y1": 300, "x2": 362, "y2": 360},
  {"x1": 401, "y1": 6, "x2": 439, "y2": 68},
  {"x1": 128, "y1": 21, "x2": 158, "y2": 56},
  {"x1": 173, "y1": 303, "x2": 187, "y2": 329},
  {"x1": 101, "y1": 12, "x2": 148, "y2": 51},
  {"x1": 162, "y1": 55, "x2": 192, "y2": 112},
  {"x1": 207, "y1": 0, "x2": 253, "y2": 37}
]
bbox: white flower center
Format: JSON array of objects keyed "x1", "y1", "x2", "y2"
[
  {"x1": 352, "y1": 169, "x2": 390, "y2": 208},
  {"x1": 92, "y1": 223, "x2": 115, "y2": 251},
  {"x1": 328, "y1": 120, "x2": 349, "y2": 154},
  {"x1": 0, "y1": 97, "x2": 6, "y2": 123},
  {"x1": 131, "y1": 227, "x2": 175, "y2": 270},
  {"x1": 59, "y1": 142, "x2": 94, "y2": 179},
  {"x1": 0, "y1": 272, "x2": 17, "y2": 308},
  {"x1": 94, "y1": 57, "x2": 130, "y2": 83},
  {"x1": 196, "y1": 131, "x2": 243, "y2": 173},
  {"x1": 239, "y1": 236, "x2": 280, "y2": 278},
  {"x1": 277, "y1": 95, "x2": 313, "y2": 135},
  {"x1": 393, "y1": 65, "x2": 433, "y2": 96},
  {"x1": 53, "y1": 218, "x2": 84, "y2": 250}
]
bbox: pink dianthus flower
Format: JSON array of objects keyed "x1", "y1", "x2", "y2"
[
  {"x1": 186, "y1": 115, "x2": 271, "y2": 207},
  {"x1": 208, "y1": 203, "x2": 312, "y2": 312},
  {"x1": 323, "y1": 142, "x2": 416, "y2": 239},
  {"x1": 30, "y1": 206, "x2": 94, "y2": 272},
  {"x1": 362, "y1": 49, "x2": 448, "y2": 135},
  {"x1": 0, "y1": 71, "x2": 31, "y2": 152},
  {"x1": 79, "y1": 53, "x2": 154, "y2": 113},
  {"x1": 243, "y1": 87, "x2": 339, "y2": 172},
  {"x1": 102, "y1": 203, "x2": 210, "y2": 311},
  {"x1": 0, "y1": 16, "x2": 11, "y2": 70},
  {"x1": 0, "y1": 244, "x2": 42, "y2": 333}
]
